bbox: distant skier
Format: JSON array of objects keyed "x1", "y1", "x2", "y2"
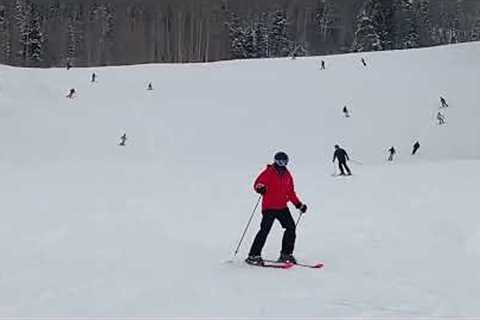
[
  {"x1": 321, "y1": 60, "x2": 326, "y2": 70},
  {"x1": 343, "y1": 106, "x2": 350, "y2": 118},
  {"x1": 412, "y1": 141, "x2": 420, "y2": 155},
  {"x1": 333, "y1": 145, "x2": 352, "y2": 176},
  {"x1": 147, "y1": 82, "x2": 153, "y2": 91},
  {"x1": 440, "y1": 96, "x2": 449, "y2": 108},
  {"x1": 361, "y1": 58, "x2": 367, "y2": 67},
  {"x1": 387, "y1": 146, "x2": 396, "y2": 161},
  {"x1": 119, "y1": 133, "x2": 127, "y2": 146},
  {"x1": 66, "y1": 61, "x2": 72, "y2": 70},
  {"x1": 246, "y1": 151, "x2": 308, "y2": 266},
  {"x1": 91, "y1": 73, "x2": 96, "y2": 83},
  {"x1": 437, "y1": 111, "x2": 446, "y2": 125},
  {"x1": 66, "y1": 88, "x2": 76, "y2": 99}
]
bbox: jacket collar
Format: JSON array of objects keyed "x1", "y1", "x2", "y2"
[{"x1": 268, "y1": 163, "x2": 288, "y2": 175}]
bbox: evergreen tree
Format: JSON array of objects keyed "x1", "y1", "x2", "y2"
[
  {"x1": 227, "y1": 12, "x2": 273, "y2": 60},
  {"x1": 66, "y1": 18, "x2": 76, "y2": 61},
  {"x1": 227, "y1": 12, "x2": 246, "y2": 59},
  {"x1": 404, "y1": 15, "x2": 419, "y2": 48},
  {"x1": 254, "y1": 14, "x2": 269, "y2": 58},
  {"x1": 14, "y1": 1, "x2": 44, "y2": 66},
  {"x1": 243, "y1": 24, "x2": 256, "y2": 58},
  {"x1": 27, "y1": 3, "x2": 43, "y2": 64},
  {"x1": 378, "y1": 1, "x2": 397, "y2": 50},
  {"x1": 417, "y1": 0, "x2": 434, "y2": 46},
  {"x1": 401, "y1": 1, "x2": 419, "y2": 49},
  {"x1": 351, "y1": 10, "x2": 382, "y2": 52},
  {"x1": 453, "y1": 0, "x2": 467, "y2": 43},
  {"x1": 15, "y1": 0, "x2": 29, "y2": 64},
  {"x1": 436, "y1": 0, "x2": 458, "y2": 44},
  {"x1": 0, "y1": 5, "x2": 12, "y2": 63},
  {"x1": 269, "y1": 9, "x2": 291, "y2": 57},
  {"x1": 351, "y1": 0, "x2": 393, "y2": 52},
  {"x1": 471, "y1": 12, "x2": 480, "y2": 41}
]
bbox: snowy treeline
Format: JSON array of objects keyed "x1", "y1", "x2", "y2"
[
  {"x1": 0, "y1": 0, "x2": 480, "y2": 67},
  {"x1": 229, "y1": 0, "x2": 480, "y2": 59},
  {"x1": 351, "y1": 0, "x2": 480, "y2": 52}
]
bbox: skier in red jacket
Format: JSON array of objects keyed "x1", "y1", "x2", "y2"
[{"x1": 246, "y1": 152, "x2": 307, "y2": 266}]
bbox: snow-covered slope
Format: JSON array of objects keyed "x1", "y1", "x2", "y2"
[{"x1": 1, "y1": 42, "x2": 480, "y2": 317}]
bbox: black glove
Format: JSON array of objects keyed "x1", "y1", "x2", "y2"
[
  {"x1": 296, "y1": 203, "x2": 307, "y2": 213},
  {"x1": 255, "y1": 184, "x2": 266, "y2": 195}
]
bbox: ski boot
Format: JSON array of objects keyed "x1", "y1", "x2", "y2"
[
  {"x1": 277, "y1": 253, "x2": 297, "y2": 264},
  {"x1": 245, "y1": 255, "x2": 264, "y2": 266}
]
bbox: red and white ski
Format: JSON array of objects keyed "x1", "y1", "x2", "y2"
[
  {"x1": 295, "y1": 262, "x2": 324, "y2": 269},
  {"x1": 264, "y1": 259, "x2": 324, "y2": 269},
  {"x1": 245, "y1": 261, "x2": 294, "y2": 269}
]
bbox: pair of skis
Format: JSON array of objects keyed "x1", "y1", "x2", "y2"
[{"x1": 247, "y1": 259, "x2": 324, "y2": 270}]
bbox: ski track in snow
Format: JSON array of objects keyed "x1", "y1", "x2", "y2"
[{"x1": 0, "y1": 42, "x2": 480, "y2": 317}]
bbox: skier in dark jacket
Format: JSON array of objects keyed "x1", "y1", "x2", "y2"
[
  {"x1": 119, "y1": 133, "x2": 127, "y2": 146},
  {"x1": 440, "y1": 96, "x2": 448, "y2": 108},
  {"x1": 91, "y1": 73, "x2": 96, "y2": 83},
  {"x1": 361, "y1": 58, "x2": 367, "y2": 67},
  {"x1": 412, "y1": 141, "x2": 420, "y2": 155},
  {"x1": 66, "y1": 88, "x2": 76, "y2": 99},
  {"x1": 321, "y1": 60, "x2": 326, "y2": 70},
  {"x1": 246, "y1": 152, "x2": 307, "y2": 266},
  {"x1": 333, "y1": 145, "x2": 351, "y2": 175},
  {"x1": 343, "y1": 106, "x2": 350, "y2": 118},
  {"x1": 387, "y1": 146, "x2": 396, "y2": 161}
]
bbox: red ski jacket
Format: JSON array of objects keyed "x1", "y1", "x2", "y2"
[{"x1": 254, "y1": 165, "x2": 302, "y2": 211}]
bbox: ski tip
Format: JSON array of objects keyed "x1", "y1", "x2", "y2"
[{"x1": 312, "y1": 263, "x2": 324, "y2": 269}]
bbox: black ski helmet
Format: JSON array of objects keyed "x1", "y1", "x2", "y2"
[{"x1": 274, "y1": 151, "x2": 289, "y2": 166}]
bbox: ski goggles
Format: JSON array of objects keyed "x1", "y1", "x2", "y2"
[{"x1": 274, "y1": 159, "x2": 289, "y2": 167}]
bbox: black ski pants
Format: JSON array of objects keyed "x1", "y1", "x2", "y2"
[
  {"x1": 338, "y1": 160, "x2": 351, "y2": 175},
  {"x1": 248, "y1": 208, "x2": 296, "y2": 256}
]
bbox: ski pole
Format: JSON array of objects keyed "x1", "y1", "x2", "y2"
[
  {"x1": 331, "y1": 161, "x2": 337, "y2": 176},
  {"x1": 295, "y1": 212, "x2": 304, "y2": 227},
  {"x1": 233, "y1": 195, "x2": 261, "y2": 257}
]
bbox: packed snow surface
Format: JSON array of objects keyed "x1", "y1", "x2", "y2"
[{"x1": 1, "y1": 42, "x2": 480, "y2": 317}]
